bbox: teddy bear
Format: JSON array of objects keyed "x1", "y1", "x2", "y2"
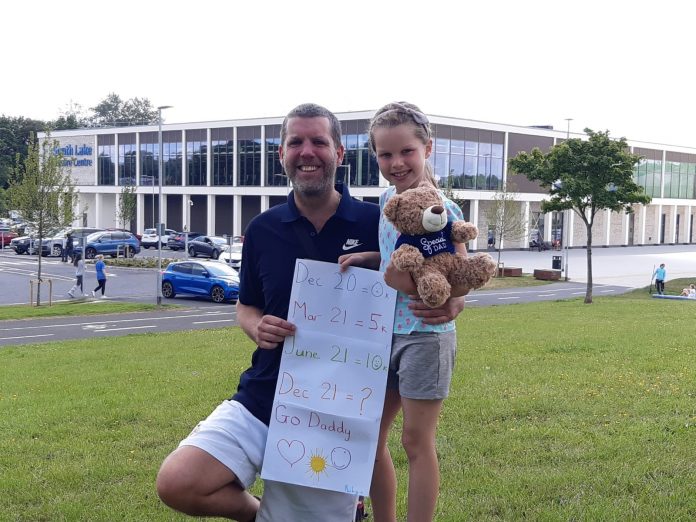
[{"x1": 383, "y1": 183, "x2": 497, "y2": 308}]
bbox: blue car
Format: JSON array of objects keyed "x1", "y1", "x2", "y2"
[
  {"x1": 76, "y1": 231, "x2": 141, "y2": 259},
  {"x1": 161, "y1": 260, "x2": 240, "y2": 303}
]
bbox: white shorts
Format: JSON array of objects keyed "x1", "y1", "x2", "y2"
[{"x1": 179, "y1": 400, "x2": 358, "y2": 522}]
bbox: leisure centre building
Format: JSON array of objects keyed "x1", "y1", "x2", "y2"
[{"x1": 45, "y1": 110, "x2": 696, "y2": 251}]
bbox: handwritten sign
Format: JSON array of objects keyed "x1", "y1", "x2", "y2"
[{"x1": 261, "y1": 259, "x2": 396, "y2": 495}]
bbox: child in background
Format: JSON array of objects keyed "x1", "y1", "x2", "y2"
[
  {"x1": 92, "y1": 254, "x2": 108, "y2": 298},
  {"x1": 340, "y1": 101, "x2": 466, "y2": 521},
  {"x1": 67, "y1": 254, "x2": 85, "y2": 297}
]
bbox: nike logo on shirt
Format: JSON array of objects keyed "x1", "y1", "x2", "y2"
[{"x1": 342, "y1": 239, "x2": 363, "y2": 251}]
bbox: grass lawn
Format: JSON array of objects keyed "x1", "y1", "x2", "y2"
[
  {"x1": 1, "y1": 290, "x2": 695, "y2": 520},
  {"x1": 0, "y1": 301, "x2": 176, "y2": 321}
]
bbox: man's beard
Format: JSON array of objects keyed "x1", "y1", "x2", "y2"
[{"x1": 285, "y1": 162, "x2": 336, "y2": 197}]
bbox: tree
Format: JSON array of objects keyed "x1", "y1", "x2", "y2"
[
  {"x1": 52, "y1": 101, "x2": 88, "y2": 130},
  {"x1": 8, "y1": 132, "x2": 78, "y2": 305},
  {"x1": 89, "y1": 93, "x2": 158, "y2": 127},
  {"x1": 484, "y1": 183, "x2": 526, "y2": 270},
  {"x1": 508, "y1": 128, "x2": 651, "y2": 303},
  {"x1": 117, "y1": 183, "x2": 137, "y2": 231}
]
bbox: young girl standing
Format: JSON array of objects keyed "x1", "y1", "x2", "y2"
[{"x1": 340, "y1": 102, "x2": 466, "y2": 521}]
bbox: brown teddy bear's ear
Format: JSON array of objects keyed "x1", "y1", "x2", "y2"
[{"x1": 383, "y1": 194, "x2": 400, "y2": 222}]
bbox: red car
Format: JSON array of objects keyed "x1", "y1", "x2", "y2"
[{"x1": 0, "y1": 229, "x2": 18, "y2": 247}]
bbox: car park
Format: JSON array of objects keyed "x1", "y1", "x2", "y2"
[
  {"x1": 167, "y1": 231, "x2": 204, "y2": 251},
  {"x1": 161, "y1": 260, "x2": 240, "y2": 303},
  {"x1": 187, "y1": 235, "x2": 230, "y2": 259},
  {"x1": 141, "y1": 228, "x2": 176, "y2": 249},
  {"x1": 219, "y1": 243, "x2": 243, "y2": 271},
  {"x1": 74, "y1": 230, "x2": 141, "y2": 259}
]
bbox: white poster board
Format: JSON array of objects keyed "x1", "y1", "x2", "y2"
[{"x1": 261, "y1": 259, "x2": 396, "y2": 495}]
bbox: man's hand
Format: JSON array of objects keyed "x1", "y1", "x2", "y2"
[
  {"x1": 408, "y1": 295, "x2": 466, "y2": 325},
  {"x1": 254, "y1": 315, "x2": 296, "y2": 349},
  {"x1": 237, "y1": 302, "x2": 296, "y2": 349}
]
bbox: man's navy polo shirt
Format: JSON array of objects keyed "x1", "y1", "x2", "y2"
[{"x1": 231, "y1": 183, "x2": 380, "y2": 426}]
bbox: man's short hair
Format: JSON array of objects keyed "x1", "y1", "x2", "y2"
[{"x1": 280, "y1": 103, "x2": 342, "y2": 149}]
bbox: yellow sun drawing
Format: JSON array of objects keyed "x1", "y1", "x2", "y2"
[{"x1": 306, "y1": 449, "x2": 329, "y2": 481}]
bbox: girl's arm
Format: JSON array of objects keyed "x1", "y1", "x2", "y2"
[{"x1": 338, "y1": 251, "x2": 381, "y2": 272}]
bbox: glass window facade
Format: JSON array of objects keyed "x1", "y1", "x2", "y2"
[
  {"x1": 97, "y1": 134, "x2": 116, "y2": 186},
  {"x1": 118, "y1": 133, "x2": 136, "y2": 186},
  {"x1": 212, "y1": 128, "x2": 234, "y2": 186},
  {"x1": 265, "y1": 124, "x2": 286, "y2": 186},
  {"x1": 237, "y1": 126, "x2": 261, "y2": 186},
  {"x1": 186, "y1": 129, "x2": 207, "y2": 186},
  {"x1": 163, "y1": 130, "x2": 182, "y2": 186},
  {"x1": 139, "y1": 132, "x2": 158, "y2": 186},
  {"x1": 664, "y1": 151, "x2": 696, "y2": 199},
  {"x1": 633, "y1": 147, "x2": 662, "y2": 198},
  {"x1": 341, "y1": 119, "x2": 379, "y2": 186},
  {"x1": 432, "y1": 125, "x2": 504, "y2": 190}
]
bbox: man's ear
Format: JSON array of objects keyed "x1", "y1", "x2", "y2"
[{"x1": 336, "y1": 144, "x2": 345, "y2": 168}]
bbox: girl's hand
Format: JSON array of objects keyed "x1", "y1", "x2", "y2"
[
  {"x1": 384, "y1": 261, "x2": 417, "y2": 294},
  {"x1": 409, "y1": 295, "x2": 466, "y2": 325},
  {"x1": 338, "y1": 251, "x2": 380, "y2": 272}
]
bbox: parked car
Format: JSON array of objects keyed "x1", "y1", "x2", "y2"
[
  {"x1": 167, "y1": 231, "x2": 205, "y2": 251},
  {"x1": 141, "y1": 228, "x2": 176, "y2": 249},
  {"x1": 187, "y1": 235, "x2": 230, "y2": 259},
  {"x1": 1, "y1": 229, "x2": 18, "y2": 247},
  {"x1": 10, "y1": 235, "x2": 38, "y2": 255},
  {"x1": 219, "y1": 243, "x2": 243, "y2": 271},
  {"x1": 161, "y1": 260, "x2": 240, "y2": 303},
  {"x1": 106, "y1": 228, "x2": 142, "y2": 243},
  {"x1": 74, "y1": 230, "x2": 141, "y2": 259}
]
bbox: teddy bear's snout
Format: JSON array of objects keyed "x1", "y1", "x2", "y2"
[{"x1": 422, "y1": 205, "x2": 448, "y2": 232}]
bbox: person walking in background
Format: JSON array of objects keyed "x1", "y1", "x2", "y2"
[
  {"x1": 63, "y1": 232, "x2": 75, "y2": 263},
  {"x1": 92, "y1": 254, "x2": 107, "y2": 298},
  {"x1": 654, "y1": 263, "x2": 666, "y2": 295},
  {"x1": 67, "y1": 253, "x2": 85, "y2": 298},
  {"x1": 62, "y1": 231, "x2": 74, "y2": 262}
]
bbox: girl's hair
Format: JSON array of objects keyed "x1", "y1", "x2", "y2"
[
  {"x1": 73, "y1": 253, "x2": 81, "y2": 267},
  {"x1": 368, "y1": 101, "x2": 438, "y2": 188}
]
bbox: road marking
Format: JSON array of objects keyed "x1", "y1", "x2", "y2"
[
  {"x1": 466, "y1": 299, "x2": 478, "y2": 303},
  {"x1": 0, "y1": 333, "x2": 55, "y2": 341},
  {"x1": 96, "y1": 326, "x2": 157, "y2": 332},
  {"x1": 193, "y1": 319, "x2": 232, "y2": 324},
  {"x1": 599, "y1": 289, "x2": 616, "y2": 293},
  {"x1": 0, "y1": 312, "x2": 237, "y2": 332},
  {"x1": 498, "y1": 297, "x2": 520, "y2": 300},
  {"x1": 571, "y1": 292, "x2": 586, "y2": 295},
  {"x1": 537, "y1": 293, "x2": 557, "y2": 297}
]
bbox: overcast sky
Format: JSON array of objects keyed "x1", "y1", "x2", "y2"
[{"x1": 3, "y1": 0, "x2": 693, "y2": 147}]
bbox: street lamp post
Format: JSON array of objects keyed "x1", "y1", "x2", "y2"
[
  {"x1": 156, "y1": 105, "x2": 173, "y2": 305},
  {"x1": 563, "y1": 118, "x2": 573, "y2": 281}
]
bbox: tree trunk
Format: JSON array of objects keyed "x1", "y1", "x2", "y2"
[
  {"x1": 36, "y1": 244, "x2": 43, "y2": 306},
  {"x1": 585, "y1": 222, "x2": 593, "y2": 304}
]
